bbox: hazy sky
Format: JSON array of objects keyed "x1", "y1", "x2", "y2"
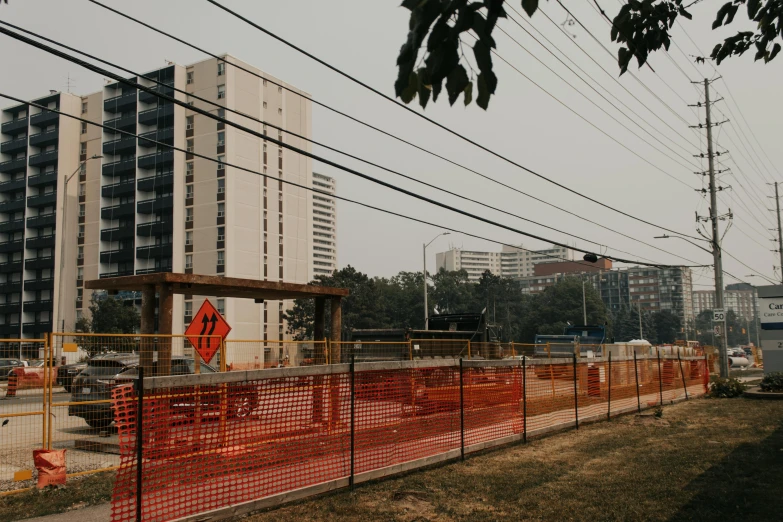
[{"x1": 1, "y1": 0, "x2": 780, "y2": 290}]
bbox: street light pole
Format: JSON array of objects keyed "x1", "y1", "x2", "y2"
[
  {"x1": 423, "y1": 232, "x2": 450, "y2": 330},
  {"x1": 56, "y1": 155, "x2": 101, "y2": 366}
]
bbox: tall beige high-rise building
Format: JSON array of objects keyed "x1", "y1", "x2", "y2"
[
  {"x1": 1, "y1": 54, "x2": 331, "y2": 349},
  {"x1": 311, "y1": 172, "x2": 337, "y2": 279}
]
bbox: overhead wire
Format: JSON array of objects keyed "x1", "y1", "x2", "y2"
[
  {"x1": 501, "y1": 6, "x2": 700, "y2": 168},
  {"x1": 0, "y1": 92, "x2": 669, "y2": 272},
  {"x1": 198, "y1": 0, "x2": 707, "y2": 240},
  {"x1": 0, "y1": 25, "x2": 706, "y2": 270},
  {"x1": 79, "y1": 1, "x2": 711, "y2": 253}
]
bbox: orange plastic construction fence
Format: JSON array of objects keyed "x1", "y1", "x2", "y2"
[{"x1": 109, "y1": 355, "x2": 709, "y2": 521}]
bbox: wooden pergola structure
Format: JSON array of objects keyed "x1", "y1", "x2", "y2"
[{"x1": 85, "y1": 273, "x2": 349, "y2": 375}]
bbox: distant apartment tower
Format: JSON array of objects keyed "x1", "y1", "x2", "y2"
[
  {"x1": 0, "y1": 92, "x2": 84, "y2": 354},
  {"x1": 3, "y1": 53, "x2": 316, "y2": 346},
  {"x1": 435, "y1": 244, "x2": 573, "y2": 282},
  {"x1": 310, "y1": 172, "x2": 337, "y2": 278},
  {"x1": 692, "y1": 283, "x2": 757, "y2": 321}
]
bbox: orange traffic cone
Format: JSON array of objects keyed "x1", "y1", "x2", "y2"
[{"x1": 4, "y1": 372, "x2": 17, "y2": 398}]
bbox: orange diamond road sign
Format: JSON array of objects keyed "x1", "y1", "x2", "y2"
[{"x1": 185, "y1": 299, "x2": 231, "y2": 364}]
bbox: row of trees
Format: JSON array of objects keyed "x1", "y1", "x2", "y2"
[{"x1": 284, "y1": 266, "x2": 690, "y2": 344}]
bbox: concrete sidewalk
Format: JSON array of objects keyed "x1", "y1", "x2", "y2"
[{"x1": 22, "y1": 503, "x2": 110, "y2": 522}]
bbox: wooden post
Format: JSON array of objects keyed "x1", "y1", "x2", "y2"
[
  {"x1": 140, "y1": 285, "x2": 156, "y2": 377},
  {"x1": 329, "y1": 297, "x2": 342, "y2": 429},
  {"x1": 157, "y1": 283, "x2": 173, "y2": 376},
  {"x1": 312, "y1": 297, "x2": 326, "y2": 425}
]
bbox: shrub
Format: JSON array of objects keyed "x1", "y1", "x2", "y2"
[
  {"x1": 759, "y1": 372, "x2": 783, "y2": 393},
  {"x1": 708, "y1": 377, "x2": 746, "y2": 398}
]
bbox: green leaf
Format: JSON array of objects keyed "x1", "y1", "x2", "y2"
[
  {"x1": 446, "y1": 64, "x2": 469, "y2": 106},
  {"x1": 401, "y1": 0, "x2": 426, "y2": 11},
  {"x1": 417, "y1": 67, "x2": 432, "y2": 109},
  {"x1": 767, "y1": 43, "x2": 781, "y2": 63},
  {"x1": 472, "y1": 38, "x2": 493, "y2": 74},
  {"x1": 521, "y1": 0, "x2": 538, "y2": 17},
  {"x1": 747, "y1": 0, "x2": 762, "y2": 19},
  {"x1": 400, "y1": 71, "x2": 419, "y2": 104},
  {"x1": 463, "y1": 81, "x2": 473, "y2": 106}
]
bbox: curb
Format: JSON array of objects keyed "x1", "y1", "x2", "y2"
[{"x1": 743, "y1": 386, "x2": 783, "y2": 400}]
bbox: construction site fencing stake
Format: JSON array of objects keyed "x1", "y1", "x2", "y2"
[
  {"x1": 657, "y1": 348, "x2": 664, "y2": 405},
  {"x1": 607, "y1": 352, "x2": 612, "y2": 421},
  {"x1": 572, "y1": 353, "x2": 579, "y2": 430},
  {"x1": 633, "y1": 351, "x2": 641, "y2": 415},
  {"x1": 459, "y1": 358, "x2": 465, "y2": 462},
  {"x1": 522, "y1": 356, "x2": 527, "y2": 443},
  {"x1": 135, "y1": 366, "x2": 144, "y2": 522},
  {"x1": 678, "y1": 352, "x2": 689, "y2": 400},
  {"x1": 349, "y1": 354, "x2": 355, "y2": 490}
]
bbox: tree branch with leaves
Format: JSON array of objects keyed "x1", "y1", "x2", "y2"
[{"x1": 394, "y1": 0, "x2": 783, "y2": 109}]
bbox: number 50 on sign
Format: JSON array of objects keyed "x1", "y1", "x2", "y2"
[{"x1": 713, "y1": 310, "x2": 725, "y2": 322}]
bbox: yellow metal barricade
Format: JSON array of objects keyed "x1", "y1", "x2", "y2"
[{"x1": 223, "y1": 340, "x2": 329, "y2": 369}]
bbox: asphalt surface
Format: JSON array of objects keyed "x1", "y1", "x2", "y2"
[{"x1": 23, "y1": 503, "x2": 111, "y2": 522}]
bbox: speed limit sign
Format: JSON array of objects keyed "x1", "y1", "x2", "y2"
[{"x1": 713, "y1": 309, "x2": 725, "y2": 322}]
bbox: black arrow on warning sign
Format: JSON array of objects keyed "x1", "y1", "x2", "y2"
[{"x1": 198, "y1": 313, "x2": 219, "y2": 348}]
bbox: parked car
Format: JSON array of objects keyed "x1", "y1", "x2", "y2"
[
  {"x1": 0, "y1": 358, "x2": 26, "y2": 380},
  {"x1": 57, "y1": 362, "x2": 89, "y2": 393},
  {"x1": 68, "y1": 354, "x2": 257, "y2": 429},
  {"x1": 6, "y1": 360, "x2": 54, "y2": 389}
]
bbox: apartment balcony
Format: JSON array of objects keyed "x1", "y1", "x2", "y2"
[
  {"x1": 135, "y1": 267, "x2": 172, "y2": 275},
  {"x1": 138, "y1": 84, "x2": 174, "y2": 104},
  {"x1": 0, "y1": 324, "x2": 21, "y2": 337},
  {"x1": 136, "y1": 243, "x2": 172, "y2": 260},
  {"x1": 0, "y1": 177, "x2": 26, "y2": 193},
  {"x1": 137, "y1": 195, "x2": 173, "y2": 214},
  {"x1": 28, "y1": 128, "x2": 59, "y2": 148},
  {"x1": 99, "y1": 270, "x2": 134, "y2": 279},
  {"x1": 0, "y1": 199, "x2": 25, "y2": 214},
  {"x1": 101, "y1": 226, "x2": 135, "y2": 242},
  {"x1": 28, "y1": 150, "x2": 59, "y2": 168},
  {"x1": 103, "y1": 90, "x2": 137, "y2": 114},
  {"x1": 138, "y1": 127, "x2": 174, "y2": 148},
  {"x1": 26, "y1": 214, "x2": 56, "y2": 229},
  {"x1": 26, "y1": 192, "x2": 57, "y2": 208},
  {"x1": 0, "y1": 260, "x2": 22, "y2": 273},
  {"x1": 137, "y1": 172, "x2": 173, "y2": 192},
  {"x1": 25, "y1": 234, "x2": 55, "y2": 250},
  {"x1": 103, "y1": 136, "x2": 137, "y2": 156},
  {"x1": 101, "y1": 178, "x2": 136, "y2": 198},
  {"x1": 23, "y1": 300, "x2": 52, "y2": 313},
  {"x1": 27, "y1": 171, "x2": 58, "y2": 188},
  {"x1": 24, "y1": 256, "x2": 53, "y2": 271},
  {"x1": 0, "y1": 157, "x2": 27, "y2": 174},
  {"x1": 100, "y1": 201, "x2": 135, "y2": 220},
  {"x1": 23, "y1": 278, "x2": 54, "y2": 291},
  {"x1": 22, "y1": 321, "x2": 53, "y2": 335},
  {"x1": 0, "y1": 302, "x2": 20, "y2": 314},
  {"x1": 136, "y1": 220, "x2": 172, "y2": 237},
  {"x1": 29, "y1": 110, "x2": 58, "y2": 128},
  {"x1": 0, "y1": 136, "x2": 28, "y2": 155},
  {"x1": 1, "y1": 117, "x2": 28, "y2": 135},
  {"x1": 102, "y1": 157, "x2": 136, "y2": 177},
  {"x1": 103, "y1": 114, "x2": 137, "y2": 134},
  {"x1": 100, "y1": 248, "x2": 134, "y2": 264},
  {"x1": 137, "y1": 150, "x2": 173, "y2": 170},
  {"x1": 0, "y1": 281, "x2": 22, "y2": 293},
  {"x1": 138, "y1": 103, "x2": 174, "y2": 127}
]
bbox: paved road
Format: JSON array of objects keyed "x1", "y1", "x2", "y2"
[{"x1": 23, "y1": 503, "x2": 111, "y2": 522}]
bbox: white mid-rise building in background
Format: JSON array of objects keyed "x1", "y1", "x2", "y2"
[{"x1": 435, "y1": 244, "x2": 574, "y2": 282}]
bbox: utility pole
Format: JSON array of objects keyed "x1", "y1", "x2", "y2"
[
  {"x1": 701, "y1": 78, "x2": 730, "y2": 378},
  {"x1": 582, "y1": 276, "x2": 587, "y2": 325},
  {"x1": 771, "y1": 182, "x2": 783, "y2": 283}
]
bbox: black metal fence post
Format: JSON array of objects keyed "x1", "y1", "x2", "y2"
[
  {"x1": 459, "y1": 358, "x2": 465, "y2": 461},
  {"x1": 572, "y1": 354, "x2": 579, "y2": 430},
  {"x1": 678, "y1": 351, "x2": 689, "y2": 400},
  {"x1": 349, "y1": 353, "x2": 355, "y2": 490},
  {"x1": 522, "y1": 356, "x2": 527, "y2": 444},
  {"x1": 657, "y1": 348, "x2": 664, "y2": 405},
  {"x1": 135, "y1": 366, "x2": 144, "y2": 522},
  {"x1": 607, "y1": 352, "x2": 612, "y2": 421},
  {"x1": 633, "y1": 350, "x2": 641, "y2": 415}
]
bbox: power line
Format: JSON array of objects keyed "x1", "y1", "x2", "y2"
[
  {"x1": 535, "y1": 5, "x2": 700, "y2": 152},
  {"x1": 0, "y1": 20, "x2": 705, "y2": 268},
  {"x1": 0, "y1": 27, "x2": 701, "y2": 270},
  {"x1": 502, "y1": 6, "x2": 700, "y2": 168},
  {"x1": 0, "y1": 94, "x2": 613, "y2": 271},
  {"x1": 198, "y1": 0, "x2": 705, "y2": 241},
  {"x1": 80, "y1": 2, "x2": 709, "y2": 253}
]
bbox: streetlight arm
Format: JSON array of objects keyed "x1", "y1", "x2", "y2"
[{"x1": 654, "y1": 234, "x2": 713, "y2": 255}]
